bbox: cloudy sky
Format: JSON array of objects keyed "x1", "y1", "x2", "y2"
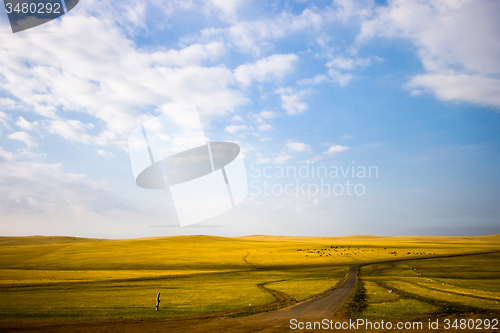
[{"x1": 0, "y1": 0, "x2": 499, "y2": 238}]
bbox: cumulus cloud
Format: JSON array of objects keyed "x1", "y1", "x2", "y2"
[
  {"x1": 328, "y1": 57, "x2": 354, "y2": 70},
  {"x1": 15, "y1": 116, "x2": 39, "y2": 131},
  {"x1": 151, "y1": 42, "x2": 226, "y2": 67},
  {"x1": 277, "y1": 88, "x2": 311, "y2": 115},
  {"x1": 0, "y1": 13, "x2": 248, "y2": 152},
  {"x1": 0, "y1": 98, "x2": 24, "y2": 111},
  {"x1": 273, "y1": 152, "x2": 292, "y2": 164},
  {"x1": 206, "y1": 0, "x2": 244, "y2": 22},
  {"x1": 247, "y1": 110, "x2": 276, "y2": 132},
  {"x1": 225, "y1": 124, "x2": 248, "y2": 134},
  {"x1": 324, "y1": 144, "x2": 350, "y2": 155},
  {"x1": 407, "y1": 73, "x2": 500, "y2": 107},
  {"x1": 257, "y1": 124, "x2": 272, "y2": 131},
  {"x1": 97, "y1": 149, "x2": 114, "y2": 157},
  {"x1": 326, "y1": 0, "x2": 375, "y2": 22},
  {"x1": 286, "y1": 140, "x2": 311, "y2": 153},
  {"x1": 325, "y1": 56, "x2": 371, "y2": 86},
  {"x1": 298, "y1": 74, "x2": 330, "y2": 86},
  {"x1": 47, "y1": 119, "x2": 96, "y2": 144},
  {"x1": 234, "y1": 54, "x2": 299, "y2": 86},
  {"x1": 0, "y1": 111, "x2": 11, "y2": 129},
  {"x1": 357, "y1": 0, "x2": 500, "y2": 108},
  {"x1": 8, "y1": 131, "x2": 38, "y2": 147},
  {"x1": 201, "y1": 7, "x2": 323, "y2": 54},
  {"x1": 326, "y1": 69, "x2": 354, "y2": 87},
  {"x1": 259, "y1": 110, "x2": 276, "y2": 119}
]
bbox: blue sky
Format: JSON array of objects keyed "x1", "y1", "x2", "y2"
[{"x1": 0, "y1": 0, "x2": 499, "y2": 238}]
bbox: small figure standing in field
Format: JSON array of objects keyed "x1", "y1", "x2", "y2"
[{"x1": 155, "y1": 292, "x2": 160, "y2": 311}]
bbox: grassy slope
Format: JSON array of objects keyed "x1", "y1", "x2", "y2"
[
  {"x1": 358, "y1": 252, "x2": 500, "y2": 321},
  {"x1": 0, "y1": 234, "x2": 499, "y2": 321}
]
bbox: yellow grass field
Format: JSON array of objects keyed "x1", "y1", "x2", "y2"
[{"x1": 0, "y1": 234, "x2": 499, "y2": 323}]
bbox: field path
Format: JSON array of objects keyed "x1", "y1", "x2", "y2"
[
  {"x1": 3, "y1": 251, "x2": 498, "y2": 333},
  {"x1": 257, "y1": 281, "x2": 292, "y2": 302}
]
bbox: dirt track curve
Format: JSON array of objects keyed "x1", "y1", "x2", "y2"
[{"x1": 3, "y1": 251, "x2": 498, "y2": 333}]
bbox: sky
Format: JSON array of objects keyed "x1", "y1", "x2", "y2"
[{"x1": 0, "y1": 0, "x2": 499, "y2": 238}]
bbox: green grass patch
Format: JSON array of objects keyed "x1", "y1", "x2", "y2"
[
  {"x1": 359, "y1": 252, "x2": 500, "y2": 321},
  {"x1": 264, "y1": 267, "x2": 345, "y2": 301},
  {"x1": 364, "y1": 280, "x2": 400, "y2": 303},
  {"x1": 361, "y1": 299, "x2": 439, "y2": 321},
  {"x1": 386, "y1": 280, "x2": 500, "y2": 310}
]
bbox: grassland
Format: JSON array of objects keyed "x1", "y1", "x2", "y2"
[
  {"x1": 0, "y1": 234, "x2": 499, "y2": 323},
  {"x1": 357, "y1": 252, "x2": 500, "y2": 321}
]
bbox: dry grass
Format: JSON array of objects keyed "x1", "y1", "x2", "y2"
[{"x1": 0, "y1": 234, "x2": 499, "y2": 321}]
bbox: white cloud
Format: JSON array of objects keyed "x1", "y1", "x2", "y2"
[
  {"x1": 407, "y1": 73, "x2": 500, "y2": 107},
  {"x1": 247, "y1": 110, "x2": 276, "y2": 132},
  {"x1": 202, "y1": 7, "x2": 323, "y2": 54},
  {"x1": 259, "y1": 110, "x2": 276, "y2": 119},
  {"x1": 8, "y1": 131, "x2": 38, "y2": 147},
  {"x1": 357, "y1": 0, "x2": 500, "y2": 108},
  {"x1": 327, "y1": 57, "x2": 371, "y2": 71},
  {"x1": 47, "y1": 119, "x2": 95, "y2": 144},
  {"x1": 97, "y1": 149, "x2": 114, "y2": 157},
  {"x1": 278, "y1": 88, "x2": 310, "y2": 115},
  {"x1": 327, "y1": 57, "x2": 355, "y2": 70},
  {"x1": 0, "y1": 98, "x2": 23, "y2": 111},
  {"x1": 153, "y1": 0, "x2": 197, "y2": 16},
  {"x1": 325, "y1": 57, "x2": 371, "y2": 86},
  {"x1": 298, "y1": 74, "x2": 329, "y2": 86},
  {"x1": 0, "y1": 147, "x2": 14, "y2": 161},
  {"x1": 257, "y1": 123, "x2": 272, "y2": 131},
  {"x1": 0, "y1": 13, "x2": 248, "y2": 151},
  {"x1": 324, "y1": 144, "x2": 350, "y2": 155},
  {"x1": 206, "y1": 0, "x2": 244, "y2": 21},
  {"x1": 273, "y1": 153, "x2": 292, "y2": 164},
  {"x1": 15, "y1": 116, "x2": 39, "y2": 131},
  {"x1": 286, "y1": 140, "x2": 311, "y2": 153},
  {"x1": 225, "y1": 124, "x2": 248, "y2": 134},
  {"x1": 234, "y1": 54, "x2": 299, "y2": 86},
  {"x1": 152, "y1": 42, "x2": 226, "y2": 67},
  {"x1": 0, "y1": 111, "x2": 11, "y2": 129},
  {"x1": 327, "y1": 69, "x2": 354, "y2": 86},
  {"x1": 326, "y1": 0, "x2": 375, "y2": 22}
]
